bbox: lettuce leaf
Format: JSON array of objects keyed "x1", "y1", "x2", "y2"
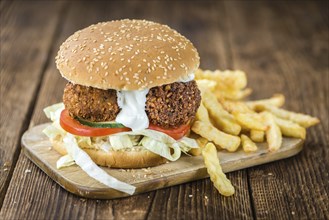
[
  {"x1": 177, "y1": 136, "x2": 199, "y2": 154},
  {"x1": 140, "y1": 137, "x2": 181, "y2": 161},
  {"x1": 100, "y1": 142, "x2": 111, "y2": 153},
  {"x1": 44, "y1": 103, "x2": 64, "y2": 121},
  {"x1": 43, "y1": 121, "x2": 66, "y2": 139},
  {"x1": 42, "y1": 103, "x2": 199, "y2": 194},
  {"x1": 57, "y1": 154, "x2": 75, "y2": 169},
  {"x1": 63, "y1": 134, "x2": 136, "y2": 195},
  {"x1": 109, "y1": 135, "x2": 133, "y2": 150},
  {"x1": 110, "y1": 129, "x2": 198, "y2": 161}
]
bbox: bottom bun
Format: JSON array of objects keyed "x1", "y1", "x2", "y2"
[{"x1": 51, "y1": 139, "x2": 167, "y2": 168}]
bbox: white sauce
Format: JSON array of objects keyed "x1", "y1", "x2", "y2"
[
  {"x1": 116, "y1": 89, "x2": 149, "y2": 131},
  {"x1": 179, "y1": 73, "x2": 195, "y2": 82},
  {"x1": 115, "y1": 72, "x2": 195, "y2": 131}
]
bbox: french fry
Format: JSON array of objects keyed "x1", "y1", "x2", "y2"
[
  {"x1": 202, "y1": 90, "x2": 241, "y2": 135},
  {"x1": 189, "y1": 68, "x2": 320, "y2": 198},
  {"x1": 218, "y1": 88, "x2": 252, "y2": 100},
  {"x1": 196, "y1": 136, "x2": 208, "y2": 148},
  {"x1": 232, "y1": 112, "x2": 267, "y2": 131},
  {"x1": 192, "y1": 120, "x2": 241, "y2": 152},
  {"x1": 246, "y1": 94, "x2": 285, "y2": 111},
  {"x1": 274, "y1": 116, "x2": 306, "y2": 139},
  {"x1": 261, "y1": 112, "x2": 282, "y2": 151},
  {"x1": 202, "y1": 142, "x2": 235, "y2": 196},
  {"x1": 219, "y1": 70, "x2": 247, "y2": 90},
  {"x1": 188, "y1": 148, "x2": 202, "y2": 156},
  {"x1": 195, "y1": 102, "x2": 211, "y2": 123},
  {"x1": 219, "y1": 99, "x2": 253, "y2": 114},
  {"x1": 196, "y1": 79, "x2": 217, "y2": 92},
  {"x1": 189, "y1": 136, "x2": 208, "y2": 156},
  {"x1": 250, "y1": 130, "x2": 265, "y2": 142},
  {"x1": 264, "y1": 105, "x2": 320, "y2": 128},
  {"x1": 241, "y1": 134, "x2": 258, "y2": 152},
  {"x1": 195, "y1": 69, "x2": 247, "y2": 91}
]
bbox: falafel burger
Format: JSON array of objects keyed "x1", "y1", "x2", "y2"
[{"x1": 43, "y1": 19, "x2": 201, "y2": 194}]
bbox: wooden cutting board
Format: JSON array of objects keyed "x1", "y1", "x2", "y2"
[{"x1": 21, "y1": 123, "x2": 304, "y2": 199}]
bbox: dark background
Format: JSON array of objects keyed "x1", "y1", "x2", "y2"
[{"x1": 1, "y1": 1, "x2": 328, "y2": 219}]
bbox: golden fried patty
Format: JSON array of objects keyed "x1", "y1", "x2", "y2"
[
  {"x1": 63, "y1": 83, "x2": 120, "y2": 122},
  {"x1": 63, "y1": 81, "x2": 201, "y2": 128}
]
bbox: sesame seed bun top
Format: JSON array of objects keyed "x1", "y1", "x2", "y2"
[{"x1": 55, "y1": 19, "x2": 200, "y2": 90}]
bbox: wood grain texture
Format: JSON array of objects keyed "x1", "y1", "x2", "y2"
[
  {"x1": 0, "y1": 1, "x2": 254, "y2": 219},
  {"x1": 21, "y1": 123, "x2": 303, "y2": 199},
  {"x1": 0, "y1": 0, "x2": 64, "y2": 207},
  {"x1": 225, "y1": 1, "x2": 328, "y2": 219},
  {"x1": 145, "y1": 2, "x2": 252, "y2": 219},
  {"x1": 0, "y1": 1, "x2": 328, "y2": 219}
]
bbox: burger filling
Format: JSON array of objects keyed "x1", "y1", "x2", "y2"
[
  {"x1": 43, "y1": 80, "x2": 201, "y2": 197},
  {"x1": 63, "y1": 80, "x2": 201, "y2": 129},
  {"x1": 43, "y1": 80, "x2": 201, "y2": 167},
  {"x1": 43, "y1": 102, "x2": 199, "y2": 165}
]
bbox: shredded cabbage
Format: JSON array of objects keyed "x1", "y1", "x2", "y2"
[
  {"x1": 109, "y1": 135, "x2": 133, "y2": 150},
  {"x1": 43, "y1": 122, "x2": 66, "y2": 139},
  {"x1": 110, "y1": 129, "x2": 198, "y2": 161},
  {"x1": 140, "y1": 137, "x2": 181, "y2": 161},
  {"x1": 178, "y1": 136, "x2": 199, "y2": 154},
  {"x1": 76, "y1": 136, "x2": 92, "y2": 148},
  {"x1": 63, "y1": 134, "x2": 136, "y2": 195},
  {"x1": 44, "y1": 103, "x2": 64, "y2": 121},
  {"x1": 57, "y1": 154, "x2": 75, "y2": 169},
  {"x1": 100, "y1": 142, "x2": 111, "y2": 153},
  {"x1": 42, "y1": 103, "x2": 199, "y2": 194}
]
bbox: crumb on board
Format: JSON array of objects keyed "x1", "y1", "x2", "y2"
[
  {"x1": 24, "y1": 169, "x2": 31, "y2": 174},
  {"x1": 204, "y1": 195, "x2": 209, "y2": 206}
]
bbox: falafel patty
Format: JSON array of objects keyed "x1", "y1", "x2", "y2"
[
  {"x1": 63, "y1": 81, "x2": 201, "y2": 128},
  {"x1": 63, "y1": 83, "x2": 120, "y2": 122},
  {"x1": 145, "y1": 81, "x2": 201, "y2": 128}
]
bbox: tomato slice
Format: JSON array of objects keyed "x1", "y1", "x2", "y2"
[
  {"x1": 60, "y1": 109, "x2": 131, "y2": 137},
  {"x1": 148, "y1": 123, "x2": 190, "y2": 140},
  {"x1": 60, "y1": 109, "x2": 190, "y2": 139}
]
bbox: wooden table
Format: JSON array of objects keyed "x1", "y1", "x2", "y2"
[{"x1": 1, "y1": 1, "x2": 328, "y2": 219}]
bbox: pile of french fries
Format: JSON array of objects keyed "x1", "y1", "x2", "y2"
[{"x1": 190, "y1": 69, "x2": 320, "y2": 196}]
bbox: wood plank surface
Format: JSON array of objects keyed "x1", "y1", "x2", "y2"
[
  {"x1": 225, "y1": 1, "x2": 329, "y2": 219},
  {"x1": 0, "y1": 0, "x2": 64, "y2": 207},
  {"x1": 2, "y1": 1, "x2": 251, "y2": 219},
  {"x1": 0, "y1": 1, "x2": 328, "y2": 219},
  {"x1": 144, "y1": 2, "x2": 252, "y2": 219},
  {"x1": 21, "y1": 123, "x2": 303, "y2": 199},
  {"x1": 0, "y1": 1, "x2": 254, "y2": 219}
]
